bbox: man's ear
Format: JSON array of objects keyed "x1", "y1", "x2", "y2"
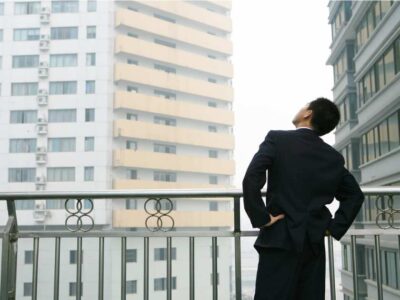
[{"x1": 304, "y1": 109, "x2": 312, "y2": 120}]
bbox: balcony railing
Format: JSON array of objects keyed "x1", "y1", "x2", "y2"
[{"x1": 0, "y1": 187, "x2": 399, "y2": 300}]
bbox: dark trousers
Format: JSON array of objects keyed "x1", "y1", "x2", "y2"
[{"x1": 254, "y1": 234, "x2": 325, "y2": 300}]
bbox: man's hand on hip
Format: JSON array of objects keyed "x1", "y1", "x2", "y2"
[{"x1": 259, "y1": 213, "x2": 285, "y2": 228}]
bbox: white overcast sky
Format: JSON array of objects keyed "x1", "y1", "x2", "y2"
[{"x1": 231, "y1": 0, "x2": 335, "y2": 188}]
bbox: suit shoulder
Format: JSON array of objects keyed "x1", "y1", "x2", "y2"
[{"x1": 323, "y1": 142, "x2": 345, "y2": 163}]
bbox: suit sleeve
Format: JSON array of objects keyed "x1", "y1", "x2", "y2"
[
  {"x1": 242, "y1": 131, "x2": 276, "y2": 228},
  {"x1": 327, "y1": 165, "x2": 365, "y2": 240}
]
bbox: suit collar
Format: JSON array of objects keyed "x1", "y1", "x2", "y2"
[{"x1": 295, "y1": 127, "x2": 321, "y2": 137}]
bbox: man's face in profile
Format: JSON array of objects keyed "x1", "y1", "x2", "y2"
[{"x1": 292, "y1": 103, "x2": 311, "y2": 127}]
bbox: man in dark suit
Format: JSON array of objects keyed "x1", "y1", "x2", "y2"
[{"x1": 242, "y1": 98, "x2": 364, "y2": 300}]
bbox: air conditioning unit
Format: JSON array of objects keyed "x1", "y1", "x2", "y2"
[
  {"x1": 35, "y1": 176, "x2": 46, "y2": 184},
  {"x1": 40, "y1": 14, "x2": 50, "y2": 24},
  {"x1": 38, "y1": 68, "x2": 49, "y2": 78},
  {"x1": 40, "y1": 34, "x2": 50, "y2": 41},
  {"x1": 39, "y1": 61, "x2": 49, "y2": 68},
  {"x1": 36, "y1": 153, "x2": 47, "y2": 164},
  {"x1": 33, "y1": 202, "x2": 50, "y2": 222},
  {"x1": 37, "y1": 124, "x2": 48, "y2": 135},
  {"x1": 37, "y1": 95, "x2": 48, "y2": 106},
  {"x1": 41, "y1": 6, "x2": 50, "y2": 14},
  {"x1": 37, "y1": 117, "x2": 47, "y2": 124},
  {"x1": 36, "y1": 146, "x2": 46, "y2": 153},
  {"x1": 38, "y1": 89, "x2": 48, "y2": 96}
]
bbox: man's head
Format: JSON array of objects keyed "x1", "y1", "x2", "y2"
[{"x1": 292, "y1": 98, "x2": 340, "y2": 136}]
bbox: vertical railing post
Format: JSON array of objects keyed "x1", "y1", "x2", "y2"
[
  {"x1": 374, "y1": 235, "x2": 383, "y2": 300},
  {"x1": 1, "y1": 199, "x2": 19, "y2": 300},
  {"x1": 350, "y1": 235, "x2": 358, "y2": 300},
  {"x1": 98, "y1": 237, "x2": 104, "y2": 300},
  {"x1": 32, "y1": 237, "x2": 39, "y2": 300},
  {"x1": 233, "y1": 196, "x2": 242, "y2": 300},
  {"x1": 211, "y1": 236, "x2": 218, "y2": 300},
  {"x1": 327, "y1": 235, "x2": 336, "y2": 300},
  {"x1": 76, "y1": 237, "x2": 82, "y2": 300},
  {"x1": 143, "y1": 237, "x2": 149, "y2": 300},
  {"x1": 121, "y1": 237, "x2": 126, "y2": 300},
  {"x1": 54, "y1": 237, "x2": 61, "y2": 300},
  {"x1": 166, "y1": 237, "x2": 172, "y2": 300},
  {"x1": 189, "y1": 237, "x2": 195, "y2": 300}
]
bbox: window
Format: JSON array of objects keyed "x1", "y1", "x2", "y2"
[
  {"x1": 127, "y1": 59, "x2": 138, "y2": 65},
  {"x1": 154, "y1": 116, "x2": 176, "y2": 126},
  {"x1": 154, "y1": 64, "x2": 176, "y2": 74},
  {"x1": 154, "y1": 38, "x2": 176, "y2": 48},
  {"x1": 333, "y1": 50, "x2": 347, "y2": 83},
  {"x1": 154, "y1": 248, "x2": 177, "y2": 261},
  {"x1": 69, "y1": 250, "x2": 83, "y2": 264},
  {"x1": 48, "y1": 138, "x2": 76, "y2": 152},
  {"x1": 8, "y1": 168, "x2": 36, "y2": 182},
  {"x1": 208, "y1": 101, "x2": 217, "y2": 108},
  {"x1": 154, "y1": 171, "x2": 176, "y2": 182},
  {"x1": 24, "y1": 282, "x2": 33, "y2": 297},
  {"x1": 51, "y1": 27, "x2": 78, "y2": 39},
  {"x1": 154, "y1": 143, "x2": 176, "y2": 154},
  {"x1": 49, "y1": 81, "x2": 77, "y2": 94},
  {"x1": 154, "y1": 13, "x2": 176, "y2": 23},
  {"x1": 209, "y1": 150, "x2": 218, "y2": 158},
  {"x1": 209, "y1": 201, "x2": 218, "y2": 211},
  {"x1": 13, "y1": 28, "x2": 40, "y2": 41},
  {"x1": 127, "y1": 113, "x2": 138, "y2": 120},
  {"x1": 379, "y1": 120, "x2": 389, "y2": 156},
  {"x1": 10, "y1": 110, "x2": 37, "y2": 123},
  {"x1": 366, "y1": 248, "x2": 376, "y2": 280},
  {"x1": 395, "y1": 37, "x2": 400, "y2": 74},
  {"x1": 85, "y1": 80, "x2": 95, "y2": 94},
  {"x1": 25, "y1": 250, "x2": 33, "y2": 264},
  {"x1": 50, "y1": 54, "x2": 77, "y2": 67},
  {"x1": 85, "y1": 109, "x2": 95, "y2": 122},
  {"x1": 153, "y1": 200, "x2": 175, "y2": 211},
  {"x1": 84, "y1": 137, "x2": 94, "y2": 151},
  {"x1": 154, "y1": 277, "x2": 177, "y2": 291},
  {"x1": 48, "y1": 109, "x2": 76, "y2": 123},
  {"x1": 208, "y1": 125, "x2": 217, "y2": 132},
  {"x1": 15, "y1": 200, "x2": 35, "y2": 210},
  {"x1": 126, "y1": 280, "x2": 137, "y2": 294},
  {"x1": 47, "y1": 167, "x2": 75, "y2": 181},
  {"x1": 384, "y1": 250, "x2": 399, "y2": 289},
  {"x1": 388, "y1": 112, "x2": 400, "y2": 151},
  {"x1": 342, "y1": 244, "x2": 352, "y2": 271},
  {"x1": 86, "y1": 53, "x2": 96, "y2": 66},
  {"x1": 69, "y1": 282, "x2": 82, "y2": 296},
  {"x1": 11, "y1": 82, "x2": 38, "y2": 96},
  {"x1": 208, "y1": 78, "x2": 217, "y2": 83},
  {"x1": 9, "y1": 139, "x2": 36, "y2": 153},
  {"x1": 14, "y1": 2, "x2": 41, "y2": 14},
  {"x1": 126, "y1": 249, "x2": 137, "y2": 263},
  {"x1": 126, "y1": 140, "x2": 137, "y2": 150},
  {"x1": 127, "y1": 86, "x2": 138, "y2": 93},
  {"x1": 52, "y1": 0, "x2": 79, "y2": 13},
  {"x1": 126, "y1": 199, "x2": 138, "y2": 209},
  {"x1": 86, "y1": 26, "x2": 96, "y2": 39},
  {"x1": 209, "y1": 175, "x2": 218, "y2": 185},
  {"x1": 154, "y1": 90, "x2": 176, "y2": 100},
  {"x1": 87, "y1": 0, "x2": 96, "y2": 12},
  {"x1": 127, "y1": 32, "x2": 138, "y2": 38},
  {"x1": 84, "y1": 167, "x2": 94, "y2": 181},
  {"x1": 12, "y1": 55, "x2": 39, "y2": 68},
  {"x1": 383, "y1": 46, "x2": 395, "y2": 84}
]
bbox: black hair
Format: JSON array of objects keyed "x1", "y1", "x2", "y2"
[{"x1": 307, "y1": 98, "x2": 340, "y2": 136}]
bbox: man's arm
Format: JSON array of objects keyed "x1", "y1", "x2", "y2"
[
  {"x1": 242, "y1": 131, "x2": 276, "y2": 228},
  {"x1": 327, "y1": 166, "x2": 365, "y2": 240}
]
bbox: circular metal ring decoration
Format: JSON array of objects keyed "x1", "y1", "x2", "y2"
[
  {"x1": 144, "y1": 198, "x2": 175, "y2": 232},
  {"x1": 375, "y1": 195, "x2": 400, "y2": 229},
  {"x1": 64, "y1": 199, "x2": 95, "y2": 232}
]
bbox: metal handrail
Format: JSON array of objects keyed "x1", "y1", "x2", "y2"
[{"x1": 1, "y1": 187, "x2": 399, "y2": 300}]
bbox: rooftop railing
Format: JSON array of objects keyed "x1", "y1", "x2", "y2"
[{"x1": 0, "y1": 187, "x2": 399, "y2": 300}]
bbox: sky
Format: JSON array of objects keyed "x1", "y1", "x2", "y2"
[
  {"x1": 231, "y1": 0, "x2": 335, "y2": 188},
  {"x1": 230, "y1": 1, "x2": 343, "y2": 297}
]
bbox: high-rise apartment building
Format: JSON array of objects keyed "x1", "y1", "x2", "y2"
[
  {"x1": 0, "y1": 1, "x2": 234, "y2": 298},
  {"x1": 327, "y1": 1, "x2": 400, "y2": 299}
]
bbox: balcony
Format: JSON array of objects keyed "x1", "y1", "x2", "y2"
[{"x1": 0, "y1": 187, "x2": 399, "y2": 300}]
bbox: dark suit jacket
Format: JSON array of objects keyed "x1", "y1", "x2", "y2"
[{"x1": 242, "y1": 128, "x2": 365, "y2": 253}]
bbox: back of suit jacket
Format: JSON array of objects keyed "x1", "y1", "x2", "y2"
[{"x1": 242, "y1": 128, "x2": 364, "y2": 253}]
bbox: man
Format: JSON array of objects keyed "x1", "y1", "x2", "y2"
[{"x1": 242, "y1": 98, "x2": 364, "y2": 300}]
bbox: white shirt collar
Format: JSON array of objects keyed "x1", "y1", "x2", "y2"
[{"x1": 296, "y1": 126, "x2": 313, "y2": 130}]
